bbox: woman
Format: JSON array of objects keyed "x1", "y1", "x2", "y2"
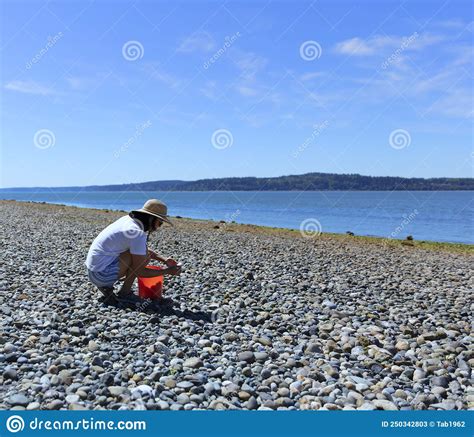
[{"x1": 85, "y1": 199, "x2": 181, "y2": 303}]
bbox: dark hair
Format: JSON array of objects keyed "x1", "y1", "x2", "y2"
[{"x1": 129, "y1": 211, "x2": 157, "y2": 232}]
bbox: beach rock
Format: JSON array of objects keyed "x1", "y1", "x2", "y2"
[
  {"x1": 183, "y1": 357, "x2": 203, "y2": 369},
  {"x1": 0, "y1": 200, "x2": 471, "y2": 412},
  {"x1": 108, "y1": 386, "x2": 126, "y2": 396},
  {"x1": 238, "y1": 351, "x2": 255, "y2": 363},
  {"x1": 373, "y1": 400, "x2": 398, "y2": 411},
  {"x1": 3, "y1": 366, "x2": 17, "y2": 380},
  {"x1": 9, "y1": 394, "x2": 30, "y2": 406}
]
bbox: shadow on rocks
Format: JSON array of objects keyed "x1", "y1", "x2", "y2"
[{"x1": 100, "y1": 297, "x2": 214, "y2": 323}]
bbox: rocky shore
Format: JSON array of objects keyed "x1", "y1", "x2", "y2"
[{"x1": 0, "y1": 200, "x2": 472, "y2": 411}]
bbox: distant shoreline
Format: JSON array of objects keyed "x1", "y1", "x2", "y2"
[
  {"x1": 1, "y1": 189, "x2": 474, "y2": 193},
  {"x1": 2, "y1": 199, "x2": 472, "y2": 253},
  {"x1": 2, "y1": 171, "x2": 473, "y2": 191}
]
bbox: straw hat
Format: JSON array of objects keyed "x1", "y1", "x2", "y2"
[{"x1": 131, "y1": 199, "x2": 174, "y2": 226}]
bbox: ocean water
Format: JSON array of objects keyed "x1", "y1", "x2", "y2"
[{"x1": 0, "y1": 190, "x2": 472, "y2": 244}]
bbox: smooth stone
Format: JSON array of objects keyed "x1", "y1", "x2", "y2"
[
  {"x1": 322, "y1": 300, "x2": 337, "y2": 309},
  {"x1": 183, "y1": 357, "x2": 203, "y2": 369},
  {"x1": 132, "y1": 385, "x2": 154, "y2": 396},
  {"x1": 289, "y1": 381, "x2": 302, "y2": 393},
  {"x1": 413, "y1": 369, "x2": 426, "y2": 382},
  {"x1": 88, "y1": 340, "x2": 99, "y2": 352},
  {"x1": 65, "y1": 394, "x2": 80, "y2": 403},
  {"x1": 46, "y1": 400, "x2": 64, "y2": 410},
  {"x1": 238, "y1": 351, "x2": 255, "y2": 363},
  {"x1": 69, "y1": 403, "x2": 88, "y2": 410},
  {"x1": 254, "y1": 352, "x2": 268, "y2": 362},
  {"x1": 431, "y1": 401, "x2": 456, "y2": 410},
  {"x1": 246, "y1": 396, "x2": 258, "y2": 410},
  {"x1": 257, "y1": 337, "x2": 272, "y2": 346},
  {"x1": 108, "y1": 386, "x2": 126, "y2": 396},
  {"x1": 305, "y1": 342, "x2": 323, "y2": 354},
  {"x1": 58, "y1": 369, "x2": 73, "y2": 385},
  {"x1": 431, "y1": 376, "x2": 449, "y2": 388},
  {"x1": 176, "y1": 393, "x2": 190, "y2": 404},
  {"x1": 222, "y1": 383, "x2": 239, "y2": 396},
  {"x1": 70, "y1": 327, "x2": 81, "y2": 336},
  {"x1": 3, "y1": 366, "x2": 17, "y2": 380},
  {"x1": 164, "y1": 379, "x2": 177, "y2": 389},
  {"x1": 9, "y1": 394, "x2": 30, "y2": 406},
  {"x1": 373, "y1": 400, "x2": 398, "y2": 411},
  {"x1": 238, "y1": 391, "x2": 251, "y2": 401},
  {"x1": 395, "y1": 340, "x2": 410, "y2": 351}
]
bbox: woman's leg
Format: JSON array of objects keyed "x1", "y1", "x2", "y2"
[
  {"x1": 117, "y1": 251, "x2": 135, "y2": 297},
  {"x1": 117, "y1": 250, "x2": 151, "y2": 297}
]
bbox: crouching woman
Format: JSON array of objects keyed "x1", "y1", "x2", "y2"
[{"x1": 85, "y1": 199, "x2": 181, "y2": 303}]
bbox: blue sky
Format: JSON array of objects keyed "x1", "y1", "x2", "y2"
[{"x1": 1, "y1": 0, "x2": 473, "y2": 188}]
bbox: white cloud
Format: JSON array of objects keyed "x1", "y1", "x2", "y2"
[
  {"x1": 237, "y1": 85, "x2": 259, "y2": 97},
  {"x1": 66, "y1": 73, "x2": 110, "y2": 90},
  {"x1": 4, "y1": 80, "x2": 56, "y2": 95},
  {"x1": 141, "y1": 64, "x2": 181, "y2": 89},
  {"x1": 334, "y1": 37, "x2": 377, "y2": 55},
  {"x1": 299, "y1": 72, "x2": 325, "y2": 82},
  {"x1": 334, "y1": 33, "x2": 444, "y2": 56},
  {"x1": 177, "y1": 30, "x2": 216, "y2": 53},
  {"x1": 425, "y1": 89, "x2": 473, "y2": 119},
  {"x1": 234, "y1": 52, "x2": 268, "y2": 80}
]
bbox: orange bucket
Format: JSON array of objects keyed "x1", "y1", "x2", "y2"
[{"x1": 138, "y1": 265, "x2": 164, "y2": 300}]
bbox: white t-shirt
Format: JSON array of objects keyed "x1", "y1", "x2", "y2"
[{"x1": 85, "y1": 215, "x2": 147, "y2": 272}]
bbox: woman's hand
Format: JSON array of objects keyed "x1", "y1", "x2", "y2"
[
  {"x1": 166, "y1": 264, "x2": 182, "y2": 276},
  {"x1": 165, "y1": 258, "x2": 178, "y2": 267}
]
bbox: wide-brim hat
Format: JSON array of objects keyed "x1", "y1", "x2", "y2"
[{"x1": 131, "y1": 199, "x2": 174, "y2": 226}]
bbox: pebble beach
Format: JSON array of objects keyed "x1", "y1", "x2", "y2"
[{"x1": 0, "y1": 200, "x2": 472, "y2": 411}]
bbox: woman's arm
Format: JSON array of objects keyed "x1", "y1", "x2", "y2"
[{"x1": 148, "y1": 249, "x2": 177, "y2": 266}]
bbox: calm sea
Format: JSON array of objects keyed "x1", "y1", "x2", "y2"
[{"x1": 1, "y1": 190, "x2": 472, "y2": 244}]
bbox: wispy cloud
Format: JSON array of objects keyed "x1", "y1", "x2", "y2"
[
  {"x1": 66, "y1": 73, "x2": 111, "y2": 90},
  {"x1": 4, "y1": 80, "x2": 56, "y2": 95},
  {"x1": 199, "y1": 80, "x2": 219, "y2": 100},
  {"x1": 299, "y1": 72, "x2": 325, "y2": 82},
  {"x1": 233, "y1": 51, "x2": 268, "y2": 80},
  {"x1": 334, "y1": 37, "x2": 379, "y2": 55},
  {"x1": 177, "y1": 30, "x2": 216, "y2": 53},
  {"x1": 141, "y1": 64, "x2": 181, "y2": 89},
  {"x1": 425, "y1": 89, "x2": 473, "y2": 119},
  {"x1": 229, "y1": 50, "x2": 268, "y2": 99},
  {"x1": 334, "y1": 33, "x2": 444, "y2": 56},
  {"x1": 236, "y1": 85, "x2": 259, "y2": 97}
]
